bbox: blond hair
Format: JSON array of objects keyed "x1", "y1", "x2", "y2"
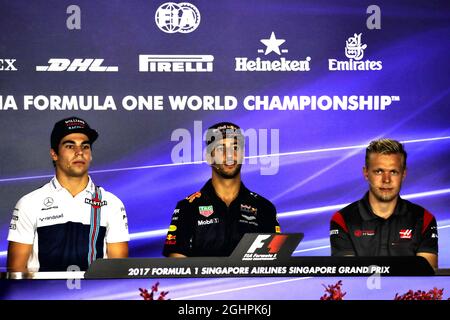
[{"x1": 365, "y1": 139, "x2": 407, "y2": 168}]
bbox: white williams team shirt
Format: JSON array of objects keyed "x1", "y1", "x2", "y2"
[{"x1": 7, "y1": 176, "x2": 129, "y2": 271}]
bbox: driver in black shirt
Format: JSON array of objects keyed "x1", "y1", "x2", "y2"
[
  {"x1": 330, "y1": 139, "x2": 438, "y2": 269},
  {"x1": 163, "y1": 122, "x2": 280, "y2": 257}
]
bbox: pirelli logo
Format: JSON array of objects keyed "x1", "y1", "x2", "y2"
[{"x1": 139, "y1": 55, "x2": 214, "y2": 72}]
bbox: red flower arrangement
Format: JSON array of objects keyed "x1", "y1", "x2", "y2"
[
  {"x1": 320, "y1": 280, "x2": 449, "y2": 300},
  {"x1": 139, "y1": 281, "x2": 169, "y2": 300},
  {"x1": 394, "y1": 288, "x2": 445, "y2": 300},
  {"x1": 320, "y1": 280, "x2": 347, "y2": 300}
]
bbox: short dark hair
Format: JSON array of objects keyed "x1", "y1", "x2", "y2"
[
  {"x1": 205, "y1": 122, "x2": 244, "y2": 147},
  {"x1": 365, "y1": 139, "x2": 407, "y2": 169}
]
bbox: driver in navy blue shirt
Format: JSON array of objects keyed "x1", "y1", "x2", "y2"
[
  {"x1": 163, "y1": 122, "x2": 280, "y2": 257},
  {"x1": 330, "y1": 139, "x2": 438, "y2": 269}
]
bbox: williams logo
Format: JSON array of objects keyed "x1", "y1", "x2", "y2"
[
  {"x1": 235, "y1": 32, "x2": 311, "y2": 72},
  {"x1": 242, "y1": 234, "x2": 288, "y2": 261},
  {"x1": 328, "y1": 33, "x2": 382, "y2": 71}
]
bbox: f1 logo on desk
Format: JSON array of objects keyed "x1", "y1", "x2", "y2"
[
  {"x1": 229, "y1": 233, "x2": 303, "y2": 262},
  {"x1": 243, "y1": 234, "x2": 288, "y2": 261}
]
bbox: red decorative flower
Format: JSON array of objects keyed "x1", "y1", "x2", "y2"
[
  {"x1": 394, "y1": 288, "x2": 444, "y2": 300},
  {"x1": 139, "y1": 281, "x2": 170, "y2": 300},
  {"x1": 320, "y1": 280, "x2": 346, "y2": 300}
]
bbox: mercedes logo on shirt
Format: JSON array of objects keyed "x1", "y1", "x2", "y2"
[{"x1": 43, "y1": 197, "x2": 54, "y2": 207}]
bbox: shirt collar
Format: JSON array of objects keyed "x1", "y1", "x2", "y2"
[
  {"x1": 51, "y1": 175, "x2": 96, "y2": 194},
  {"x1": 201, "y1": 179, "x2": 249, "y2": 205},
  {"x1": 358, "y1": 191, "x2": 407, "y2": 221}
]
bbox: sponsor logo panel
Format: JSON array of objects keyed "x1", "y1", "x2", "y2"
[
  {"x1": 139, "y1": 55, "x2": 213, "y2": 72},
  {"x1": 0, "y1": 59, "x2": 17, "y2": 71},
  {"x1": 155, "y1": 2, "x2": 201, "y2": 34},
  {"x1": 235, "y1": 32, "x2": 311, "y2": 72},
  {"x1": 36, "y1": 58, "x2": 118, "y2": 72},
  {"x1": 328, "y1": 33, "x2": 382, "y2": 71}
]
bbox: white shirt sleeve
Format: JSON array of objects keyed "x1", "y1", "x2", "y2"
[
  {"x1": 7, "y1": 195, "x2": 36, "y2": 244},
  {"x1": 105, "y1": 195, "x2": 130, "y2": 243}
]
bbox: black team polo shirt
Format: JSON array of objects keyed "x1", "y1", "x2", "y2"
[
  {"x1": 163, "y1": 179, "x2": 280, "y2": 257},
  {"x1": 330, "y1": 192, "x2": 438, "y2": 257}
]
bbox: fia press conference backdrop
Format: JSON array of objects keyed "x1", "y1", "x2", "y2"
[{"x1": 0, "y1": 0, "x2": 449, "y2": 299}]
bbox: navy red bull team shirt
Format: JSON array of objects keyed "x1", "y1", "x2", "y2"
[{"x1": 163, "y1": 179, "x2": 281, "y2": 257}]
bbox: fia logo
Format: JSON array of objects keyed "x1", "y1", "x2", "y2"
[{"x1": 155, "y1": 2, "x2": 200, "y2": 34}]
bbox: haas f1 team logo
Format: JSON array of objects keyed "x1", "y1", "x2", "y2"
[
  {"x1": 243, "y1": 234, "x2": 288, "y2": 261},
  {"x1": 399, "y1": 229, "x2": 412, "y2": 239}
]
